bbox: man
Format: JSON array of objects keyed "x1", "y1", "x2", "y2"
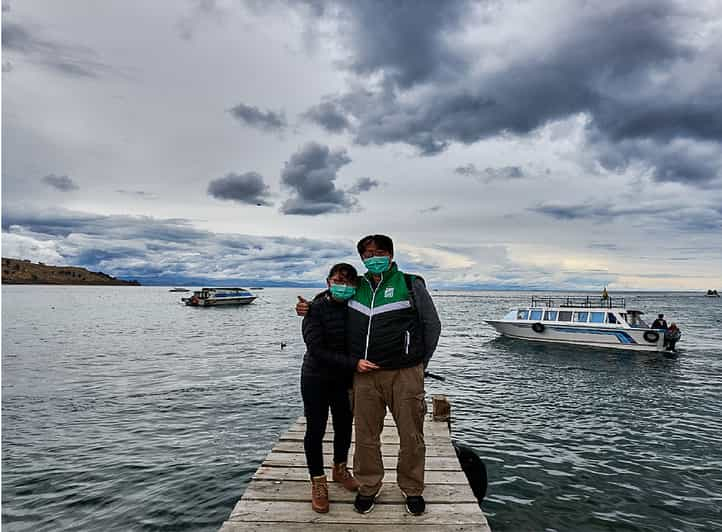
[
  {"x1": 651, "y1": 314, "x2": 668, "y2": 330},
  {"x1": 347, "y1": 234, "x2": 441, "y2": 516}
]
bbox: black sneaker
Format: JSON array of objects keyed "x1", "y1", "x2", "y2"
[
  {"x1": 354, "y1": 491, "x2": 378, "y2": 514},
  {"x1": 405, "y1": 495, "x2": 426, "y2": 515}
]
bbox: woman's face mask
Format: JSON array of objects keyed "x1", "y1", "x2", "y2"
[
  {"x1": 329, "y1": 283, "x2": 356, "y2": 300},
  {"x1": 363, "y1": 256, "x2": 390, "y2": 274}
]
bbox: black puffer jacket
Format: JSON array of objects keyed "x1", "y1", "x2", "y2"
[{"x1": 301, "y1": 291, "x2": 359, "y2": 382}]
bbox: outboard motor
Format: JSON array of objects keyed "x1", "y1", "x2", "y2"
[{"x1": 453, "y1": 441, "x2": 488, "y2": 507}]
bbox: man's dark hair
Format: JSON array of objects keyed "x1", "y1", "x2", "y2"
[
  {"x1": 356, "y1": 234, "x2": 394, "y2": 256},
  {"x1": 328, "y1": 263, "x2": 358, "y2": 283},
  {"x1": 658, "y1": 314, "x2": 664, "y2": 318}
]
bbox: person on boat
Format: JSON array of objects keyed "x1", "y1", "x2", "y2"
[
  {"x1": 664, "y1": 323, "x2": 681, "y2": 352},
  {"x1": 296, "y1": 234, "x2": 441, "y2": 516},
  {"x1": 651, "y1": 314, "x2": 668, "y2": 330},
  {"x1": 300, "y1": 263, "x2": 363, "y2": 513}
]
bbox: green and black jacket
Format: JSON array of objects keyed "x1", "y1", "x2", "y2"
[{"x1": 347, "y1": 262, "x2": 441, "y2": 369}]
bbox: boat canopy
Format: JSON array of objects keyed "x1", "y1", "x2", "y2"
[{"x1": 530, "y1": 295, "x2": 625, "y2": 309}]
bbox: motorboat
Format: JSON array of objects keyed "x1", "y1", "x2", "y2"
[
  {"x1": 182, "y1": 287, "x2": 256, "y2": 306},
  {"x1": 486, "y1": 295, "x2": 674, "y2": 352},
  {"x1": 168, "y1": 287, "x2": 190, "y2": 292},
  {"x1": 705, "y1": 289, "x2": 720, "y2": 297}
]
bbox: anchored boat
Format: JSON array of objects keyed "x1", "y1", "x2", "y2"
[
  {"x1": 486, "y1": 295, "x2": 674, "y2": 352},
  {"x1": 182, "y1": 287, "x2": 256, "y2": 307}
]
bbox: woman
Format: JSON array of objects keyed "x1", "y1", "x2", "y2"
[{"x1": 301, "y1": 263, "x2": 361, "y2": 513}]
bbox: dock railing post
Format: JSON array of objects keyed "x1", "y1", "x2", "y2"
[{"x1": 432, "y1": 394, "x2": 451, "y2": 422}]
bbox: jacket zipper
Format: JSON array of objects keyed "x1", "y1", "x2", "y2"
[
  {"x1": 363, "y1": 271, "x2": 383, "y2": 360},
  {"x1": 405, "y1": 330, "x2": 410, "y2": 354}
]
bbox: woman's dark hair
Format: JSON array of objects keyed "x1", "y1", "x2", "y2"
[
  {"x1": 327, "y1": 262, "x2": 358, "y2": 284},
  {"x1": 356, "y1": 234, "x2": 394, "y2": 256}
]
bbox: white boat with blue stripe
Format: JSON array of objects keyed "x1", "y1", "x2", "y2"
[
  {"x1": 182, "y1": 287, "x2": 256, "y2": 307},
  {"x1": 486, "y1": 296, "x2": 668, "y2": 352}
]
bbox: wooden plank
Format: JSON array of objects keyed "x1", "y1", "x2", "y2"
[
  {"x1": 228, "y1": 500, "x2": 486, "y2": 526},
  {"x1": 280, "y1": 431, "x2": 453, "y2": 446},
  {"x1": 263, "y1": 452, "x2": 462, "y2": 471},
  {"x1": 221, "y1": 522, "x2": 486, "y2": 531},
  {"x1": 240, "y1": 480, "x2": 478, "y2": 504},
  {"x1": 271, "y1": 441, "x2": 457, "y2": 457},
  {"x1": 252, "y1": 466, "x2": 470, "y2": 484},
  {"x1": 287, "y1": 422, "x2": 450, "y2": 438}
]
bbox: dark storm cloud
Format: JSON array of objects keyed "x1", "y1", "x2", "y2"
[
  {"x1": 348, "y1": 177, "x2": 379, "y2": 194},
  {"x1": 298, "y1": 1, "x2": 722, "y2": 184},
  {"x1": 41, "y1": 174, "x2": 78, "y2": 191},
  {"x1": 531, "y1": 200, "x2": 722, "y2": 232},
  {"x1": 280, "y1": 142, "x2": 356, "y2": 215},
  {"x1": 455, "y1": 164, "x2": 525, "y2": 182},
  {"x1": 303, "y1": 100, "x2": 351, "y2": 133},
  {"x1": 530, "y1": 202, "x2": 668, "y2": 221},
  {"x1": 1, "y1": 20, "x2": 111, "y2": 78},
  {"x1": 2, "y1": 207, "x2": 210, "y2": 241},
  {"x1": 228, "y1": 103, "x2": 287, "y2": 132},
  {"x1": 2, "y1": 206, "x2": 352, "y2": 283},
  {"x1": 333, "y1": 0, "x2": 471, "y2": 89},
  {"x1": 207, "y1": 172, "x2": 273, "y2": 206}
]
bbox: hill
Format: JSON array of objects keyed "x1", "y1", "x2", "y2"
[{"x1": 2, "y1": 258, "x2": 141, "y2": 285}]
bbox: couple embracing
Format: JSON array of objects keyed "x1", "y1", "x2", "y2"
[{"x1": 298, "y1": 234, "x2": 441, "y2": 516}]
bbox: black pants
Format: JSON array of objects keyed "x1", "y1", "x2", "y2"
[{"x1": 301, "y1": 374, "x2": 353, "y2": 477}]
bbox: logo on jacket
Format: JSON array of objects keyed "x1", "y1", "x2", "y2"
[{"x1": 384, "y1": 287, "x2": 394, "y2": 298}]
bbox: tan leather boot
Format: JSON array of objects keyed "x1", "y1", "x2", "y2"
[
  {"x1": 311, "y1": 475, "x2": 329, "y2": 513},
  {"x1": 332, "y1": 462, "x2": 360, "y2": 492}
]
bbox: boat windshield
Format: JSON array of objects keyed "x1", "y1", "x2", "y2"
[
  {"x1": 627, "y1": 313, "x2": 649, "y2": 328},
  {"x1": 503, "y1": 310, "x2": 517, "y2": 320}
]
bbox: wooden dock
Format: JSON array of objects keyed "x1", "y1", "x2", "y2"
[{"x1": 219, "y1": 399, "x2": 491, "y2": 531}]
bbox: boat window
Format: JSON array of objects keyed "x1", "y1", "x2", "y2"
[
  {"x1": 558, "y1": 311, "x2": 572, "y2": 321},
  {"x1": 517, "y1": 310, "x2": 529, "y2": 320},
  {"x1": 607, "y1": 313, "x2": 617, "y2": 324},
  {"x1": 544, "y1": 310, "x2": 558, "y2": 321},
  {"x1": 530, "y1": 309, "x2": 543, "y2": 320},
  {"x1": 503, "y1": 310, "x2": 517, "y2": 320},
  {"x1": 589, "y1": 312, "x2": 605, "y2": 323},
  {"x1": 574, "y1": 312, "x2": 589, "y2": 322}
]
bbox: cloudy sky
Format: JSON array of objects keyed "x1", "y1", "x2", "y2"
[{"x1": 2, "y1": 0, "x2": 721, "y2": 289}]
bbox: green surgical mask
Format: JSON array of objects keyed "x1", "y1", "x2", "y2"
[
  {"x1": 329, "y1": 283, "x2": 356, "y2": 300},
  {"x1": 364, "y1": 256, "x2": 390, "y2": 274}
]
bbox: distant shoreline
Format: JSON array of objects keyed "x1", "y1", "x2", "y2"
[{"x1": 2, "y1": 258, "x2": 140, "y2": 286}]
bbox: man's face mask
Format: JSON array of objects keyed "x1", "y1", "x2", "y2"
[
  {"x1": 329, "y1": 283, "x2": 356, "y2": 300},
  {"x1": 364, "y1": 256, "x2": 390, "y2": 274}
]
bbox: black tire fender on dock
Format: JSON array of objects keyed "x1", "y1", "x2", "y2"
[
  {"x1": 532, "y1": 322, "x2": 545, "y2": 333},
  {"x1": 643, "y1": 330, "x2": 660, "y2": 343},
  {"x1": 453, "y1": 442, "x2": 487, "y2": 506}
]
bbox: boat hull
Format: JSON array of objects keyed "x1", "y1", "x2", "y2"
[
  {"x1": 183, "y1": 296, "x2": 257, "y2": 306},
  {"x1": 486, "y1": 320, "x2": 665, "y2": 352}
]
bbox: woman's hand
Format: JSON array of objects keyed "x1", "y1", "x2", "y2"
[
  {"x1": 296, "y1": 296, "x2": 310, "y2": 316},
  {"x1": 356, "y1": 359, "x2": 380, "y2": 373}
]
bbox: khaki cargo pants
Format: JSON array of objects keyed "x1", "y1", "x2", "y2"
[{"x1": 352, "y1": 362, "x2": 426, "y2": 496}]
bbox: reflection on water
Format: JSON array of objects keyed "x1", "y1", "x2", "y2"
[{"x1": 3, "y1": 287, "x2": 722, "y2": 531}]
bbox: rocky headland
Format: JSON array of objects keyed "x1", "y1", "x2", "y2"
[{"x1": 2, "y1": 258, "x2": 141, "y2": 285}]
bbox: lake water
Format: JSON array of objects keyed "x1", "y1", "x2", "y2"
[{"x1": 2, "y1": 286, "x2": 721, "y2": 531}]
